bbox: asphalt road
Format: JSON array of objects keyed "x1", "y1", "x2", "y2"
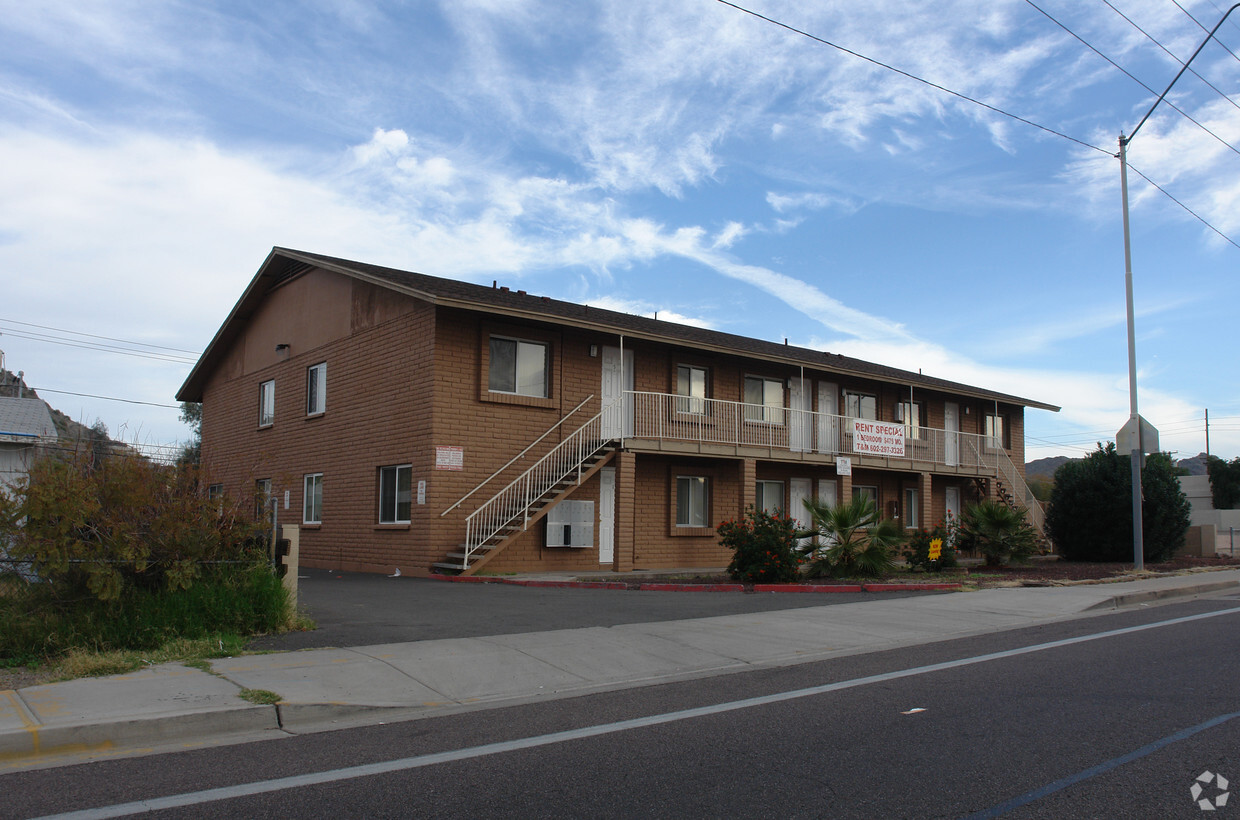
[
  {"x1": 248, "y1": 568, "x2": 933, "y2": 651},
  {"x1": 9, "y1": 594, "x2": 1240, "y2": 819}
]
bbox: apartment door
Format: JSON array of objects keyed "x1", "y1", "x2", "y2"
[
  {"x1": 601, "y1": 346, "x2": 634, "y2": 439},
  {"x1": 817, "y1": 382, "x2": 839, "y2": 454},
  {"x1": 789, "y1": 477, "x2": 813, "y2": 547},
  {"x1": 944, "y1": 402, "x2": 960, "y2": 467},
  {"x1": 598, "y1": 467, "x2": 616, "y2": 564},
  {"x1": 789, "y1": 379, "x2": 811, "y2": 452}
]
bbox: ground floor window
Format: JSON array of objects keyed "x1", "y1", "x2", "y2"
[
  {"x1": 756, "y1": 480, "x2": 784, "y2": 514},
  {"x1": 904, "y1": 487, "x2": 918, "y2": 529},
  {"x1": 256, "y1": 478, "x2": 272, "y2": 521},
  {"x1": 676, "y1": 476, "x2": 709, "y2": 527},
  {"x1": 852, "y1": 485, "x2": 877, "y2": 505},
  {"x1": 379, "y1": 465, "x2": 412, "y2": 524},
  {"x1": 304, "y1": 473, "x2": 323, "y2": 524}
]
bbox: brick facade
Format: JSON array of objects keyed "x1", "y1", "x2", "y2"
[{"x1": 184, "y1": 249, "x2": 1054, "y2": 576}]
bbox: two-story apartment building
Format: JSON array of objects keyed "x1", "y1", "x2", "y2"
[{"x1": 177, "y1": 248, "x2": 1058, "y2": 576}]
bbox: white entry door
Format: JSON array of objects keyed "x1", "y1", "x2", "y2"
[
  {"x1": 944, "y1": 402, "x2": 960, "y2": 467},
  {"x1": 789, "y1": 379, "x2": 811, "y2": 452},
  {"x1": 817, "y1": 382, "x2": 839, "y2": 454},
  {"x1": 599, "y1": 467, "x2": 616, "y2": 564},
  {"x1": 789, "y1": 477, "x2": 813, "y2": 547},
  {"x1": 601, "y1": 346, "x2": 634, "y2": 439}
]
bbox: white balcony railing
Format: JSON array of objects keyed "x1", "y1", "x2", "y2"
[{"x1": 626, "y1": 391, "x2": 1002, "y2": 473}]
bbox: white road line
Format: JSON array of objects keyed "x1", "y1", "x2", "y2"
[{"x1": 34, "y1": 605, "x2": 1240, "y2": 820}]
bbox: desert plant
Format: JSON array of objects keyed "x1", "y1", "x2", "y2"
[
  {"x1": 957, "y1": 500, "x2": 1038, "y2": 567},
  {"x1": 720, "y1": 506, "x2": 800, "y2": 583},
  {"x1": 796, "y1": 495, "x2": 900, "y2": 579}
]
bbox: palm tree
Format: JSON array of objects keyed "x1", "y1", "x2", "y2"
[
  {"x1": 958, "y1": 499, "x2": 1038, "y2": 567},
  {"x1": 797, "y1": 495, "x2": 901, "y2": 579}
]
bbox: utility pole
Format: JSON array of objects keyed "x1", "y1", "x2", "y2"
[
  {"x1": 1116, "y1": 2, "x2": 1238, "y2": 570},
  {"x1": 1205, "y1": 408, "x2": 1210, "y2": 459}
]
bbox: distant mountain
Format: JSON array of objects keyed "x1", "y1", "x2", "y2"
[{"x1": 1027, "y1": 451, "x2": 1211, "y2": 479}]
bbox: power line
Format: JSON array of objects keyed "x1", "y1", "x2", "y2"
[
  {"x1": 29, "y1": 387, "x2": 182, "y2": 409},
  {"x1": 713, "y1": 0, "x2": 1113, "y2": 157},
  {"x1": 1173, "y1": 0, "x2": 1240, "y2": 64},
  {"x1": 1101, "y1": 0, "x2": 1240, "y2": 112},
  {"x1": 0, "y1": 318, "x2": 200, "y2": 355},
  {"x1": 1024, "y1": 0, "x2": 1240, "y2": 157},
  {"x1": 714, "y1": 0, "x2": 1240, "y2": 248},
  {"x1": 0, "y1": 329, "x2": 199, "y2": 364}
]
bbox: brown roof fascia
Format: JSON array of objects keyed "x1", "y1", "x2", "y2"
[{"x1": 177, "y1": 247, "x2": 1060, "y2": 413}]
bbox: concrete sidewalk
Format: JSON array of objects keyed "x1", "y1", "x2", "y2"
[{"x1": 3, "y1": 570, "x2": 1238, "y2": 770}]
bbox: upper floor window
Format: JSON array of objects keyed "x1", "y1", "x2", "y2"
[
  {"x1": 744, "y1": 376, "x2": 784, "y2": 424},
  {"x1": 488, "y1": 336, "x2": 548, "y2": 397},
  {"x1": 379, "y1": 465, "x2": 412, "y2": 524},
  {"x1": 307, "y1": 362, "x2": 326, "y2": 416},
  {"x1": 676, "y1": 365, "x2": 707, "y2": 414},
  {"x1": 897, "y1": 401, "x2": 925, "y2": 440},
  {"x1": 258, "y1": 380, "x2": 275, "y2": 427},
  {"x1": 845, "y1": 391, "x2": 877, "y2": 421},
  {"x1": 985, "y1": 413, "x2": 1009, "y2": 450}
]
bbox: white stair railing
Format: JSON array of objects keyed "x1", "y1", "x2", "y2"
[
  {"x1": 462, "y1": 402, "x2": 618, "y2": 566},
  {"x1": 994, "y1": 447, "x2": 1046, "y2": 531}
]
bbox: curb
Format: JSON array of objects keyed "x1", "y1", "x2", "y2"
[
  {"x1": 1085, "y1": 579, "x2": 1239, "y2": 611},
  {"x1": 429, "y1": 574, "x2": 962, "y2": 594},
  {"x1": 0, "y1": 704, "x2": 278, "y2": 764}
]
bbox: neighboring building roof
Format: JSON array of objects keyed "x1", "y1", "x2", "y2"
[
  {"x1": 0, "y1": 397, "x2": 58, "y2": 442},
  {"x1": 177, "y1": 247, "x2": 1060, "y2": 412}
]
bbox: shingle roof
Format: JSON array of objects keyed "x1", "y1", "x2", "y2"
[
  {"x1": 0, "y1": 397, "x2": 58, "y2": 440},
  {"x1": 178, "y1": 247, "x2": 1059, "y2": 412}
]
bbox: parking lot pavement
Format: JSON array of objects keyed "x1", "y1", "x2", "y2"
[{"x1": 246, "y1": 568, "x2": 933, "y2": 651}]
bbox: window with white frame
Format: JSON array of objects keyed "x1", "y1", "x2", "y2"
[
  {"x1": 306, "y1": 362, "x2": 326, "y2": 416},
  {"x1": 904, "y1": 487, "x2": 919, "y2": 529},
  {"x1": 985, "y1": 413, "x2": 1009, "y2": 450},
  {"x1": 845, "y1": 391, "x2": 877, "y2": 421},
  {"x1": 756, "y1": 480, "x2": 784, "y2": 514},
  {"x1": 256, "y1": 478, "x2": 272, "y2": 521},
  {"x1": 676, "y1": 365, "x2": 707, "y2": 414},
  {"x1": 744, "y1": 376, "x2": 784, "y2": 424},
  {"x1": 897, "y1": 401, "x2": 925, "y2": 440},
  {"x1": 488, "y1": 336, "x2": 548, "y2": 397},
  {"x1": 378, "y1": 465, "x2": 412, "y2": 524},
  {"x1": 852, "y1": 485, "x2": 877, "y2": 504},
  {"x1": 676, "y1": 476, "x2": 709, "y2": 527},
  {"x1": 303, "y1": 473, "x2": 323, "y2": 524},
  {"x1": 258, "y1": 380, "x2": 275, "y2": 427}
]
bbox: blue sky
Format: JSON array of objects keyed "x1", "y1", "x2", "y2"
[{"x1": 1, "y1": 0, "x2": 1237, "y2": 462}]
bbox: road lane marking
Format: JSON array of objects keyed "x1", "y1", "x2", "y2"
[{"x1": 33, "y1": 605, "x2": 1240, "y2": 820}]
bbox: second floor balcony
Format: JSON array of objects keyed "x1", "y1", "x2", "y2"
[{"x1": 608, "y1": 391, "x2": 1014, "y2": 477}]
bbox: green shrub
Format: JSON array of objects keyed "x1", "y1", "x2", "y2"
[
  {"x1": 797, "y1": 495, "x2": 900, "y2": 579},
  {"x1": 0, "y1": 449, "x2": 261, "y2": 602},
  {"x1": 1045, "y1": 444, "x2": 1190, "y2": 562},
  {"x1": 720, "y1": 507, "x2": 800, "y2": 583},
  {"x1": 957, "y1": 500, "x2": 1038, "y2": 567},
  {"x1": 903, "y1": 523, "x2": 958, "y2": 572},
  {"x1": 0, "y1": 559, "x2": 290, "y2": 665}
]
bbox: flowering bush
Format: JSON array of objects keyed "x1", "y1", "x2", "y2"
[
  {"x1": 720, "y1": 507, "x2": 800, "y2": 583},
  {"x1": 903, "y1": 522, "x2": 959, "y2": 572}
]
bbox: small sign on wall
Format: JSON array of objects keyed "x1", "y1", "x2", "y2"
[
  {"x1": 417, "y1": 480, "x2": 426, "y2": 505},
  {"x1": 435, "y1": 446, "x2": 464, "y2": 471},
  {"x1": 835, "y1": 457, "x2": 852, "y2": 476}
]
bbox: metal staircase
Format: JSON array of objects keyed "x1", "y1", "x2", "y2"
[{"x1": 434, "y1": 404, "x2": 620, "y2": 576}]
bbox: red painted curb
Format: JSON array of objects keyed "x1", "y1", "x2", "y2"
[
  {"x1": 638, "y1": 582, "x2": 746, "y2": 592},
  {"x1": 753, "y1": 584, "x2": 864, "y2": 593}
]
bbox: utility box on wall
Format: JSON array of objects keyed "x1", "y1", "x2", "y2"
[{"x1": 545, "y1": 500, "x2": 594, "y2": 548}]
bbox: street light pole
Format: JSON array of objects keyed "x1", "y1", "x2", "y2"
[
  {"x1": 1117, "y1": 3, "x2": 1238, "y2": 571},
  {"x1": 1118, "y1": 132, "x2": 1144, "y2": 570}
]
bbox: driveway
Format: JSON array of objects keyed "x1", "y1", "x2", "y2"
[{"x1": 247, "y1": 568, "x2": 934, "y2": 651}]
